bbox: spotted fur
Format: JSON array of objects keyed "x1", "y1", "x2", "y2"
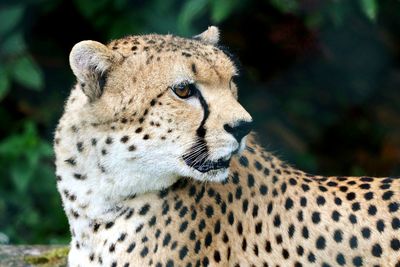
[{"x1": 55, "y1": 27, "x2": 400, "y2": 266}]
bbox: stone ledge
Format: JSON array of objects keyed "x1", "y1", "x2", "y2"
[{"x1": 0, "y1": 245, "x2": 68, "y2": 267}]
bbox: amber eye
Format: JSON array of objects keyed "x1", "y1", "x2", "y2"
[{"x1": 172, "y1": 83, "x2": 196, "y2": 99}]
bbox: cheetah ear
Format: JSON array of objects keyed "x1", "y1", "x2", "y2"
[
  {"x1": 194, "y1": 26, "x2": 220, "y2": 45},
  {"x1": 69, "y1": 40, "x2": 122, "y2": 102}
]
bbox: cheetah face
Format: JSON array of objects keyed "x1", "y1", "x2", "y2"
[{"x1": 68, "y1": 27, "x2": 252, "y2": 193}]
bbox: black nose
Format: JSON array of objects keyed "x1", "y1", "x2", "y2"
[{"x1": 224, "y1": 120, "x2": 253, "y2": 142}]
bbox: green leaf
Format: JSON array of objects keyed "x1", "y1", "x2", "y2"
[
  {"x1": 269, "y1": 0, "x2": 299, "y2": 13},
  {"x1": 328, "y1": 1, "x2": 347, "y2": 26},
  {"x1": 0, "y1": 5, "x2": 25, "y2": 36},
  {"x1": 211, "y1": 0, "x2": 238, "y2": 23},
  {"x1": 177, "y1": 0, "x2": 208, "y2": 35},
  {"x1": 11, "y1": 158, "x2": 36, "y2": 193},
  {"x1": 0, "y1": 68, "x2": 10, "y2": 100},
  {"x1": 359, "y1": 0, "x2": 378, "y2": 20},
  {"x1": 0, "y1": 32, "x2": 27, "y2": 56},
  {"x1": 11, "y1": 56, "x2": 44, "y2": 90},
  {"x1": 73, "y1": 0, "x2": 110, "y2": 18}
]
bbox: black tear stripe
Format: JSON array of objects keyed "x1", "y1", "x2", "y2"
[
  {"x1": 182, "y1": 88, "x2": 210, "y2": 168},
  {"x1": 196, "y1": 90, "x2": 209, "y2": 138}
]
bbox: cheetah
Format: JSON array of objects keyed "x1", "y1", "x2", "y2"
[{"x1": 54, "y1": 26, "x2": 400, "y2": 266}]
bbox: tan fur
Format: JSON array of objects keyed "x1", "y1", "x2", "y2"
[{"x1": 55, "y1": 28, "x2": 400, "y2": 266}]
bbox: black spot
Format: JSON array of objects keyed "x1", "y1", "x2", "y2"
[
  {"x1": 333, "y1": 229, "x2": 343, "y2": 243},
  {"x1": 239, "y1": 156, "x2": 249, "y2": 167},
  {"x1": 349, "y1": 236, "x2": 358, "y2": 249},
  {"x1": 179, "y1": 221, "x2": 188, "y2": 232},
  {"x1": 235, "y1": 186, "x2": 242, "y2": 200},
  {"x1": 105, "y1": 137, "x2": 113, "y2": 144},
  {"x1": 388, "y1": 202, "x2": 399, "y2": 212},
  {"x1": 302, "y1": 226, "x2": 309, "y2": 239},
  {"x1": 242, "y1": 199, "x2": 249, "y2": 213},
  {"x1": 392, "y1": 218, "x2": 399, "y2": 230},
  {"x1": 376, "y1": 219, "x2": 385, "y2": 232},
  {"x1": 267, "y1": 202, "x2": 273, "y2": 214},
  {"x1": 297, "y1": 210, "x2": 304, "y2": 222},
  {"x1": 332, "y1": 210, "x2": 341, "y2": 222},
  {"x1": 282, "y1": 248, "x2": 289, "y2": 259},
  {"x1": 247, "y1": 174, "x2": 255, "y2": 187},
  {"x1": 194, "y1": 240, "x2": 201, "y2": 253},
  {"x1": 148, "y1": 216, "x2": 157, "y2": 227},
  {"x1": 391, "y1": 238, "x2": 400, "y2": 250},
  {"x1": 237, "y1": 221, "x2": 243, "y2": 235},
  {"x1": 301, "y1": 184, "x2": 310, "y2": 192},
  {"x1": 163, "y1": 233, "x2": 171, "y2": 246},
  {"x1": 352, "y1": 202, "x2": 360, "y2": 211},
  {"x1": 205, "y1": 232, "x2": 212, "y2": 247},
  {"x1": 139, "y1": 203, "x2": 150, "y2": 215},
  {"x1": 254, "y1": 221, "x2": 263, "y2": 235},
  {"x1": 334, "y1": 197, "x2": 342, "y2": 205},
  {"x1": 349, "y1": 214, "x2": 357, "y2": 224},
  {"x1": 179, "y1": 206, "x2": 188, "y2": 217},
  {"x1": 252, "y1": 204, "x2": 259, "y2": 217},
  {"x1": 297, "y1": 245, "x2": 304, "y2": 256},
  {"x1": 368, "y1": 205, "x2": 377, "y2": 216},
  {"x1": 285, "y1": 198, "x2": 294, "y2": 210},
  {"x1": 316, "y1": 236, "x2": 326, "y2": 250},
  {"x1": 242, "y1": 237, "x2": 247, "y2": 251},
  {"x1": 364, "y1": 192, "x2": 374, "y2": 200},
  {"x1": 65, "y1": 157, "x2": 76, "y2": 166},
  {"x1": 281, "y1": 182, "x2": 287, "y2": 193},
  {"x1": 276, "y1": 234, "x2": 283, "y2": 244},
  {"x1": 312, "y1": 212, "x2": 321, "y2": 224},
  {"x1": 228, "y1": 211, "x2": 234, "y2": 225},
  {"x1": 382, "y1": 191, "x2": 394, "y2": 200},
  {"x1": 179, "y1": 246, "x2": 188, "y2": 260},
  {"x1": 77, "y1": 142, "x2": 83, "y2": 152},
  {"x1": 202, "y1": 256, "x2": 209, "y2": 267},
  {"x1": 93, "y1": 223, "x2": 100, "y2": 232},
  {"x1": 191, "y1": 63, "x2": 197, "y2": 74},
  {"x1": 308, "y1": 252, "x2": 316, "y2": 263},
  {"x1": 214, "y1": 220, "x2": 221, "y2": 234},
  {"x1": 198, "y1": 219, "x2": 206, "y2": 231},
  {"x1": 73, "y1": 173, "x2": 86, "y2": 180},
  {"x1": 105, "y1": 222, "x2": 114, "y2": 229},
  {"x1": 135, "y1": 223, "x2": 144, "y2": 233},
  {"x1": 336, "y1": 253, "x2": 346, "y2": 266},
  {"x1": 223, "y1": 232, "x2": 229, "y2": 243},
  {"x1": 259, "y1": 184, "x2": 268, "y2": 195},
  {"x1": 371, "y1": 243, "x2": 382, "y2": 257},
  {"x1": 273, "y1": 214, "x2": 281, "y2": 227},
  {"x1": 361, "y1": 227, "x2": 371, "y2": 239},
  {"x1": 352, "y1": 256, "x2": 363, "y2": 267},
  {"x1": 346, "y1": 192, "x2": 356, "y2": 201},
  {"x1": 127, "y1": 242, "x2": 136, "y2": 253},
  {"x1": 288, "y1": 224, "x2": 295, "y2": 238}
]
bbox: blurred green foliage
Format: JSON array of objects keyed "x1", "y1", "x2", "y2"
[{"x1": 0, "y1": 0, "x2": 398, "y2": 244}]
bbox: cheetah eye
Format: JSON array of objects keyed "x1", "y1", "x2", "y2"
[{"x1": 171, "y1": 82, "x2": 196, "y2": 99}]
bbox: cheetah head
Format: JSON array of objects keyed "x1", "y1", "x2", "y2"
[{"x1": 63, "y1": 27, "x2": 252, "y2": 197}]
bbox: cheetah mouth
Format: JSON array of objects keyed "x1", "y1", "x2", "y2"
[{"x1": 183, "y1": 156, "x2": 231, "y2": 173}]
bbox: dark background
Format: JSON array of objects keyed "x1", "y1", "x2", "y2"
[{"x1": 0, "y1": 0, "x2": 399, "y2": 244}]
